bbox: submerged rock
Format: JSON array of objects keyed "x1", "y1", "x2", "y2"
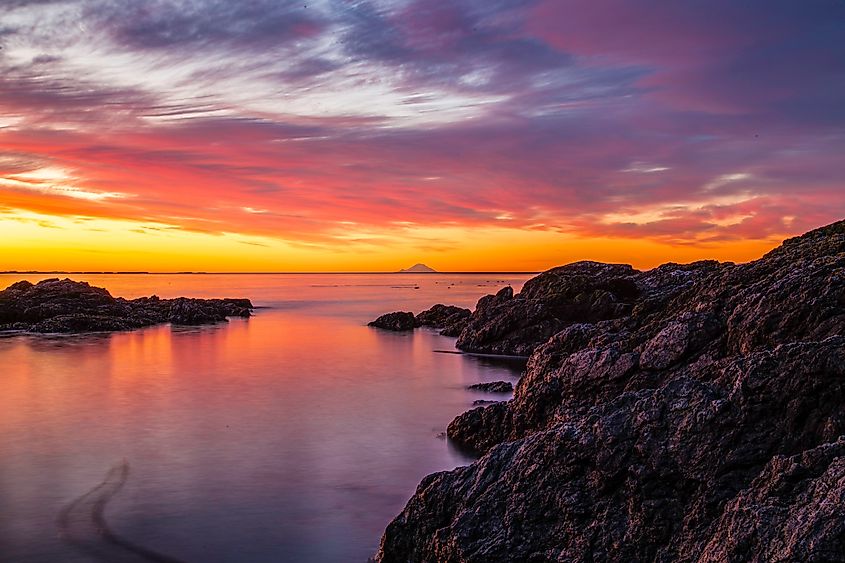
[
  {"x1": 368, "y1": 311, "x2": 416, "y2": 331},
  {"x1": 0, "y1": 278, "x2": 253, "y2": 333},
  {"x1": 376, "y1": 219, "x2": 845, "y2": 562}
]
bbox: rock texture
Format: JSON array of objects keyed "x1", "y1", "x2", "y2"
[
  {"x1": 467, "y1": 381, "x2": 514, "y2": 393},
  {"x1": 369, "y1": 311, "x2": 417, "y2": 331},
  {"x1": 472, "y1": 400, "x2": 501, "y2": 406},
  {"x1": 368, "y1": 304, "x2": 471, "y2": 335},
  {"x1": 376, "y1": 219, "x2": 845, "y2": 562},
  {"x1": 0, "y1": 278, "x2": 253, "y2": 333},
  {"x1": 416, "y1": 304, "x2": 472, "y2": 336}
]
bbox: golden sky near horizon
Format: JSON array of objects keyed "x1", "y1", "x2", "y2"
[{"x1": 0, "y1": 209, "x2": 780, "y2": 272}]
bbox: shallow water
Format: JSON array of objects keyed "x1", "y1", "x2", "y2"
[{"x1": 0, "y1": 273, "x2": 531, "y2": 562}]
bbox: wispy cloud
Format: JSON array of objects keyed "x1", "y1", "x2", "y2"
[{"x1": 0, "y1": 0, "x2": 842, "y2": 258}]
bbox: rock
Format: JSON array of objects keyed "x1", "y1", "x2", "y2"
[
  {"x1": 439, "y1": 322, "x2": 466, "y2": 337},
  {"x1": 455, "y1": 263, "x2": 641, "y2": 356},
  {"x1": 639, "y1": 311, "x2": 721, "y2": 370},
  {"x1": 375, "y1": 219, "x2": 845, "y2": 562},
  {"x1": 416, "y1": 303, "x2": 462, "y2": 327},
  {"x1": 467, "y1": 381, "x2": 514, "y2": 393},
  {"x1": 472, "y1": 399, "x2": 502, "y2": 406},
  {"x1": 699, "y1": 439, "x2": 845, "y2": 561},
  {"x1": 415, "y1": 304, "x2": 471, "y2": 336},
  {"x1": 168, "y1": 297, "x2": 234, "y2": 325},
  {"x1": 446, "y1": 402, "x2": 510, "y2": 457},
  {"x1": 367, "y1": 305, "x2": 472, "y2": 335},
  {"x1": 368, "y1": 311, "x2": 416, "y2": 331},
  {"x1": 0, "y1": 278, "x2": 253, "y2": 333}
]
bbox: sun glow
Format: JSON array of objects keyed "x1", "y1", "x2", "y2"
[
  {"x1": 0, "y1": 208, "x2": 779, "y2": 272},
  {"x1": 0, "y1": 0, "x2": 840, "y2": 273}
]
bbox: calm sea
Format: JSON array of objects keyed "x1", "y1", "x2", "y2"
[{"x1": 0, "y1": 273, "x2": 531, "y2": 562}]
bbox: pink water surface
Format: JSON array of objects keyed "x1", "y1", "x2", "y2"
[{"x1": 0, "y1": 273, "x2": 529, "y2": 562}]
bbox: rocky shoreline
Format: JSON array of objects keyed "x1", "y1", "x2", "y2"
[
  {"x1": 372, "y1": 219, "x2": 845, "y2": 561},
  {"x1": 0, "y1": 278, "x2": 253, "y2": 333}
]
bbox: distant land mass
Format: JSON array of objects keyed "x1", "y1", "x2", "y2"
[{"x1": 397, "y1": 263, "x2": 437, "y2": 273}]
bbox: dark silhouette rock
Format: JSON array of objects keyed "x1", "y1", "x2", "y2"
[
  {"x1": 467, "y1": 381, "x2": 513, "y2": 393},
  {"x1": 0, "y1": 278, "x2": 253, "y2": 333},
  {"x1": 368, "y1": 305, "x2": 471, "y2": 334},
  {"x1": 455, "y1": 264, "x2": 643, "y2": 356},
  {"x1": 415, "y1": 304, "x2": 471, "y2": 336},
  {"x1": 472, "y1": 399, "x2": 501, "y2": 406},
  {"x1": 417, "y1": 303, "x2": 469, "y2": 324},
  {"x1": 446, "y1": 402, "x2": 510, "y2": 457},
  {"x1": 368, "y1": 311, "x2": 416, "y2": 331},
  {"x1": 376, "y1": 219, "x2": 845, "y2": 562}
]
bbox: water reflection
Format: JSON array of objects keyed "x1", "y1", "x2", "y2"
[{"x1": 0, "y1": 273, "x2": 529, "y2": 562}]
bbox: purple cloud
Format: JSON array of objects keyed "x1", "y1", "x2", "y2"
[{"x1": 0, "y1": 0, "x2": 842, "y2": 250}]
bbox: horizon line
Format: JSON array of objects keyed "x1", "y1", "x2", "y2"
[{"x1": 0, "y1": 270, "x2": 541, "y2": 276}]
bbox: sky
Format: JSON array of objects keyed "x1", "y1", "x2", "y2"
[{"x1": 0, "y1": 0, "x2": 843, "y2": 272}]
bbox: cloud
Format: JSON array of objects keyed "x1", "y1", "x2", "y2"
[
  {"x1": 0, "y1": 0, "x2": 842, "y2": 256},
  {"x1": 92, "y1": 0, "x2": 325, "y2": 50},
  {"x1": 528, "y1": 0, "x2": 845, "y2": 121}
]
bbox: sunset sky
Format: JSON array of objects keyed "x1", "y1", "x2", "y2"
[{"x1": 1, "y1": 0, "x2": 843, "y2": 272}]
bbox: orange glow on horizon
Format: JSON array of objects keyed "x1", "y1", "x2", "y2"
[
  {"x1": 0, "y1": 207, "x2": 783, "y2": 273},
  {"x1": 1, "y1": 0, "x2": 842, "y2": 277}
]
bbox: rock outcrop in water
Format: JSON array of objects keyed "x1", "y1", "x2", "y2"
[
  {"x1": 416, "y1": 304, "x2": 472, "y2": 335},
  {"x1": 0, "y1": 278, "x2": 253, "y2": 333},
  {"x1": 369, "y1": 311, "x2": 417, "y2": 331},
  {"x1": 467, "y1": 381, "x2": 513, "y2": 393},
  {"x1": 369, "y1": 304, "x2": 471, "y2": 334},
  {"x1": 375, "y1": 219, "x2": 845, "y2": 562}
]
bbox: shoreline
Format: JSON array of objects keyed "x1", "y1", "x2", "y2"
[
  {"x1": 0, "y1": 271, "x2": 542, "y2": 276},
  {"x1": 0, "y1": 278, "x2": 254, "y2": 334},
  {"x1": 373, "y1": 219, "x2": 845, "y2": 561}
]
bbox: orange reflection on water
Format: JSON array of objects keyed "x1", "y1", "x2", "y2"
[{"x1": 0, "y1": 273, "x2": 529, "y2": 562}]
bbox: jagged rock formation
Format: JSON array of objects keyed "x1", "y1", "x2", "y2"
[
  {"x1": 376, "y1": 219, "x2": 845, "y2": 562},
  {"x1": 369, "y1": 304, "x2": 471, "y2": 334},
  {"x1": 0, "y1": 278, "x2": 253, "y2": 333}
]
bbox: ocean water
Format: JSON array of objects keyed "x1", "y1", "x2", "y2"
[{"x1": 0, "y1": 273, "x2": 531, "y2": 562}]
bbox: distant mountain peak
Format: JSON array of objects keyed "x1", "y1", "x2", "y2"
[{"x1": 398, "y1": 263, "x2": 437, "y2": 273}]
